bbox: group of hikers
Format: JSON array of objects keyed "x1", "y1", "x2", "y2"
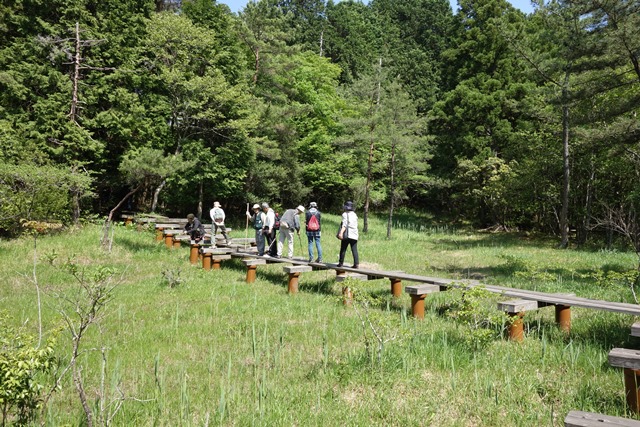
[{"x1": 184, "y1": 200, "x2": 359, "y2": 268}]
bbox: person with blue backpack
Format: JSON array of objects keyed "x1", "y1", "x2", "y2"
[{"x1": 305, "y1": 202, "x2": 323, "y2": 263}]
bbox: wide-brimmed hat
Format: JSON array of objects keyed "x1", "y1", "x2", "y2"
[
  {"x1": 252, "y1": 203, "x2": 260, "y2": 210},
  {"x1": 309, "y1": 202, "x2": 317, "y2": 208},
  {"x1": 296, "y1": 205, "x2": 305, "y2": 213},
  {"x1": 343, "y1": 201, "x2": 354, "y2": 211},
  {"x1": 213, "y1": 201, "x2": 221, "y2": 208}
]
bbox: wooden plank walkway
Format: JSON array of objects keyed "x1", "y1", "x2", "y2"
[{"x1": 233, "y1": 251, "x2": 640, "y2": 317}]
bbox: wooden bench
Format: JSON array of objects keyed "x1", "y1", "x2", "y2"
[
  {"x1": 565, "y1": 410, "x2": 640, "y2": 426},
  {"x1": 609, "y1": 348, "x2": 640, "y2": 414},
  {"x1": 498, "y1": 295, "x2": 574, "y2": 341},
  {"x1": 405, "y1": 284, "x2": 442, "y2": 319},
  {"x1": 283, "y1": 265, "x2": 312, "y2": 294}
]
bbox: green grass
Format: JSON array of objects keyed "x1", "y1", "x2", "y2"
[{"x1": 1, "y1": 214, "x2": 640, "y2": 426}]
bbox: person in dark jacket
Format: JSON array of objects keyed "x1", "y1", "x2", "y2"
[
  {"x1": 246, "y1": 203, "x2": 266, "y2": 255},
  {"x1": 305, "y1": 202, "x2": 323, "y2": 263},
  {"x1": 185, "y1": 213, "x2": 205, "y2": 242}
]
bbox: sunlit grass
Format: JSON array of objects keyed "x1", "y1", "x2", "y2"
[{"x1": 1, "y1": 216, "x2": 639, "y2": 426}]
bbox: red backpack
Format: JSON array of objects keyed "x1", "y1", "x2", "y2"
[{"x1": 307, "y1": 213, "x2": 320, "y2": 231}]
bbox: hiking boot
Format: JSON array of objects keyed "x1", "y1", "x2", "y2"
[
  {"x1": 351, "y1": 264, "x2": 359, "y2": 269},
  {"x1": 336, "y1": 263, "x2": 343, "y2": 268},
  {"x1": 315, "y1": 258, "x2": 322, "y2": 263},
  {"x1": 308, "y1": 258, "x2": 313, "y2": 263}
]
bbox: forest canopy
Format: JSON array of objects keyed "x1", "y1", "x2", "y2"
[{"x1": 0, "y1": 0, "x2": 639, "y2": 246}]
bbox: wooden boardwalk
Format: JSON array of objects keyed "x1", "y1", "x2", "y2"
[{"x1": 233, "y1": 251, "x2": 640, "y2": 317}]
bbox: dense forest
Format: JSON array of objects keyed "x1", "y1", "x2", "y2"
[{"x1": 1, "y1": 0, "x2": 639, "y2": 247}]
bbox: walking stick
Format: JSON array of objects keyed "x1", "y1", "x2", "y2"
[
  {"x1": 244, "y1": 203, "x2": 249, "y2": 251},
  {"x1": 297, "y1": 231, "x2": 303, "y2": 259}
]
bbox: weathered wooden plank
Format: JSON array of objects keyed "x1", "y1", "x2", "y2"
[
  {"x1": 405, "y1": 284, "x2": 441, "y2": 295},
  {"x1": 242, "y1": 259, "x2": 266, "y2": 266},
  {"x1": 283, "y1": 265, "x2": 313, "y2": 274},
  {"x1": 497, "y1": 299, "x2": 540, "y2": 313},
  {"x1": 632, "y1": 322, "x2": 640, "y2": 338},
  {"x1": 335, "y1": 273, "x2": 368, "y2": 282},
  {"x1": 564, "y1": 410, "x2": 640, "y2": 427},
  {"x1": 609, "y1": 348, "x2": 640, "y2": 370},
  {"x1": 201, "y1": 248, "x2": 233, "y2": 255}
]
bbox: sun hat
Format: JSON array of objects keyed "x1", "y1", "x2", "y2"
[
  {"x1": 213, "y1": 201, "x2": 221, "y2": 208},
  {"x1": 296, "y1": 205, "x2": 305, "y2": 213},
  {"x1": 343, "y1": 201, "x2": 354, "y2": 211},
  {"x1": 309, "y1": 202, "x2": 317, "y2": 208},
  {"x1": 252, "y1": 203, "x2": 260, "y2": 210}
]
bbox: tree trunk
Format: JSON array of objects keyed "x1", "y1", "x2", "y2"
[
  {"x1": 151, "y1": 179, "x2": 166, "y2": 213},
  {"x1": 69, "y1": 22, "x2": 81, "y2": 123},
  {"x1": 197, "y1": 179, "x2": 203, "y2": 219},
  {"x1": 363, "y1": 58, "x2": 383, "y2": 233},
  {"x1": 386, "y1": 141, "x2": 396, "y2": 239},
  {"x1": 101, "y1": 184, "x2": 143, "y2": 248},
  {"x1": 559, "y1": 78, "x2": 571, "y2": 249}
]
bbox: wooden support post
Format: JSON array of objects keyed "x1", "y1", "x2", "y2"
[
  {"x1": 247, "y1": 264, "x2": 258, "y2": 282},
  {"x1": 498, "y1": 300, "x2": 539, "y2": 342},
  {"x1": 555, "y1": 304, "x2": 571, "y2": 333},
  {"x1": 190, "y1": 243, "x2": 200, "y2": 265},
  {"x1": 625, "y1": 368, "x2": 640, "y2": 414},
  {"x1": 288, "y1": 272, "x2": 300, "y2": 294},
  {"x1": 283, "y1": 266, "x2": 312, "y2": 294},
  {"x1": 242, "y1": 259, "x2": 265, "y2": 283},
  {"x1": 164, "y1": 233, "x2": 173, "y2": 249},
  {"x1": 342, "y1": 286, "x2": 353, "y2": 306},
  {"x1": 156, "y1": 228, "x2": 164, "y2": 241},
  {"x1": 508, "y1": 312, "x2": 525, "y2": 342},
  {"x1": 172, "y1": 236, "x2": 181, "y2": 249},
  {"x1": 390, "y1": 278, "x2": 402, "y2": 298},
  {"x1": 202, "y1": 251, "x2": 212, "y2": 271},
  {"x1": 410, "y1": 294, "x2": 427, "y2": 319},
  {"x1": 405, "y1": 284, "x2": 441, "y2": 319},
  {"x1": 609, "y1": 348, "x2": 640, "y2": 414}
]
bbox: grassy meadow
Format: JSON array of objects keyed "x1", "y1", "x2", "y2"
[{"x1": 2, "y1": 212, "x2": 640, "y2": 426}]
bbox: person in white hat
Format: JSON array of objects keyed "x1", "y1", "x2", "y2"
[
  {"x1": 209, "y1": 201, "x2": 230, "y2": 245},
  {"x1": 276, "y1": 205, "x2": 305, "y2": 258},
  {"x1": 246, "y1": 203, "x2": 266, "y2": 255}
]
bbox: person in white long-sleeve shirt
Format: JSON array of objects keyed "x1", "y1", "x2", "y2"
[{"x1": 261, "y1": 202, "x2": 277, "y2": 256}]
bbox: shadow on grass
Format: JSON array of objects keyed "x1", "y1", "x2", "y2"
[{"x1": 117, "y1": 235, "x2": 168, "y2": 254}]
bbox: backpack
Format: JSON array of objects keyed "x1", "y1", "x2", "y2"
[
  {"x1": 213, "y1": 208, "x2": 224, "y2": 223},
  {"x1": 274, "y1": 212, "x2": 280, "y2": 230},
  {"x1": 254, "y1": 213, "x2": 264, "y2": 230},
  {"x1": 307, "y1": 213, "x2": 320, "y2": 231}
]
